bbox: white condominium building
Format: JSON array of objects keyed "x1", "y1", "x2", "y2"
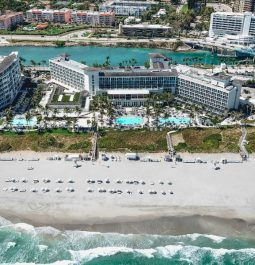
[
  {"x1": 0, "y1": 52, "x2": 22, "y2": 109},
  {"x1": 99, "y1": 0, "x2": 157, "y2": 17},
  {"x1": 209, "y1": 12, "x2": 255, "y2": 38},
  {"x1": 177, "y1": 73, "x2": 240, "y2": 113},
  {"x1": 49, "y1": 55, "x2": 88, "y2": 92}
]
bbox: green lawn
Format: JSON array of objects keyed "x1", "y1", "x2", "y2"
[{"x1": 51, "y1": 88, "x2": 81, "y2": 104}]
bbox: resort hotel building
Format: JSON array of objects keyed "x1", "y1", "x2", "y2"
[
  {"x1": 0, "y1": 52, "x2": 22, "y2": 109},
  {"x1": 99, "y1": 0, "x2": 157, "y2": 16},
  {"x1": 49, "y1": 54, "x2": 88, "y2": 92},
  {"x1": 177, "y1": 73, "x2": 240, "y2": 113},
  {"x1": 209, "y1": 12, "x2": 255, "y2": 44},
  {"x1": 49, "y1": 54, "x2": 241, "y2": 112}
]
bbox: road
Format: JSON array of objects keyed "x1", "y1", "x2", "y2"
[{"x1": 0, "y1": 31, "x2": 195, "y2": 44}]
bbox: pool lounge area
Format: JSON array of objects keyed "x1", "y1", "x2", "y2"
[{"x1": 12, "y1": 117, "x2": 37, "y2": 127}]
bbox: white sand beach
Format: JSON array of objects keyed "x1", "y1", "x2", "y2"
[{"x1": 1, "y1": 151, "x2": 255, "y2": 237}]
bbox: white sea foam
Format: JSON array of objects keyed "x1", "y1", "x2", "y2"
[
  {"x1": 13, "y1": 223, "x2": 35, "y2": 234},
  {"x1": 70, "y1": 247, "x2": 134, "y2": 262},
  {"x1": 156, "y1": 245, "x2": 183, "y2": 257},
  {"x1": 1, "y1": 261, "x2": 74, "y2": 265},
  {"x1": 183, "y1": 233, "x2": 226, "y2": 243},
  {"x1": 7, "y1": 242, "x2": 16, "y2": 249},
  {"x1": 35, "y1": 226, "x2": 60, "y2": 236},
  {"x1": 38, "y1": 245, "x2": 48, "y2": 252},
  {"x1": 203, "y1": 234, "x2": 226, "y2": 243},
  {"x1": 69, "y1": 245, "x2": 255, "y2": 263},
  {"x1": 0, "y1": 216, "x2": 13, "y2": 227},
  {"x1": 135, "y1": 248, "x2": 156, "y2": 258}
]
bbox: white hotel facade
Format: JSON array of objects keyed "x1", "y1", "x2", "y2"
[
  {"x1": 177, "y1": 74, "x2": 240, "y2": 113},
  {"x1": 49, "y1": 55, "x2": 241, "y2": 112},
  {"x1": 209, "y1": 12, "x2": 255, "y2": 44},
  {"x1": 0, "y1": 52, "x2": 22, "y2": 109}
]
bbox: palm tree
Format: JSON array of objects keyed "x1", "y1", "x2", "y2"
[
  {"x1": 145, "y1": 104, "x2": 151, "y2": 125},
  {"x1": 44, "y1": 105, "x2": 49, "y2": 117},
  {"x1": 30, "y1": 60, "x2": 37, "y2": 66},
  {"x1": 75, "y1": 106, "x2": 81, "y2": 116},
  {"x1": 5, "y1": 107, "x2": 14, "y2": 128},
  {"x1": 53, "y1": 108, "x2": 58, "y2": 118},
  {"x1": 64, "y1": 107, "x2": 70, "y2": 115},
  {"x1": 161, "y1": 92, "x2": 174, "y2": 107},
  {"x1": 37, "y1": 114, "x2": 43, "y2": 125},
  {"x1": 130, "y1": 58, "x2": 137, "y2": 66},
  {"x1": 25, "y1": 112, "x2": 32, "y2": 126}
]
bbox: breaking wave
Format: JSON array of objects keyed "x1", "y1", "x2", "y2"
[{"x1": 0, "y1": 217, "x2": 255, "y2": 264}]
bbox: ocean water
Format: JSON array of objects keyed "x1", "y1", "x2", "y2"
[
  {"x1": 0, "y1": 46, "x2": 220, "y2": 66},
  {"x1": 1, "y1": 217, "x2": 255, "y2": 264}
]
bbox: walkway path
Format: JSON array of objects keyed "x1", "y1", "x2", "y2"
[
  {"x1": 239, "y1": 125, "x2": 249, "y2": 161},
  {"x1": 91, "y1": 132, "x2": 98, "y2": 161},
  {"x1": 166, "y1": 131, "x2": 176, "y2": 159}
]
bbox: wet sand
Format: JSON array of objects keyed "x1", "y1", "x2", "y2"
[{"x1": 1, "y1": 151, "x2": 255, "y2": 238}]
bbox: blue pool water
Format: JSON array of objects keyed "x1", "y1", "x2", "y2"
[
  {"x1": 115, "y1": 116, "x2": 143, "y2": 126},
  {"x1": 12, "y1": 117, "x2": 37, "y2": 127},
  {"x1": 159, "y1": 117, "x2": 191, "y2": 125}
]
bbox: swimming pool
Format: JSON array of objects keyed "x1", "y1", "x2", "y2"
[
  {"x1": 12, "y1": 117, "x2": 37, "y2": 127},
  {"x1": 159, "y1": 117, "x2": 191, "y2": 125},
  {"x1": 115, "y1": 116, "x2": 144, "y2": 126}
]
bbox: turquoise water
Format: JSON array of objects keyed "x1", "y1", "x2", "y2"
[
  {"x1": 115, "y1": 116, "x2": 144, "y2": 126},
  {"x1": 159, "y1": 117, "x2": 191, "y2": 125},
  {"x1": 0, "y1": 46, "x2": 220, "y2": 66},
  {"x1": 1, "y1": 218, "x2": 255, "y2": 264},
  {"x1": 12, "y1": 117, "x2": 37, "y2": 126}
]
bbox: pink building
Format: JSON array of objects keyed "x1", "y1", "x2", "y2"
[
  {"x1": 71, "y1": 11, "x2": 115, "y2": 26},
  {"x1": 26, "y1": 8, "x2": 71, "y2": 23},
  {"x1": 0, "y1": 11, "x2": 24, "y2": 30}
]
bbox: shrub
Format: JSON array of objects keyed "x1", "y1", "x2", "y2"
[
  {"x1": 38, "y1": 135, "x2": 64, "y2": 149},
  {"x1": 68, "y1": 141, "x2": 90, "y2": 150},
  {"x1": 0, "y1": 142, "x2": 12, "y2": 152}
]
